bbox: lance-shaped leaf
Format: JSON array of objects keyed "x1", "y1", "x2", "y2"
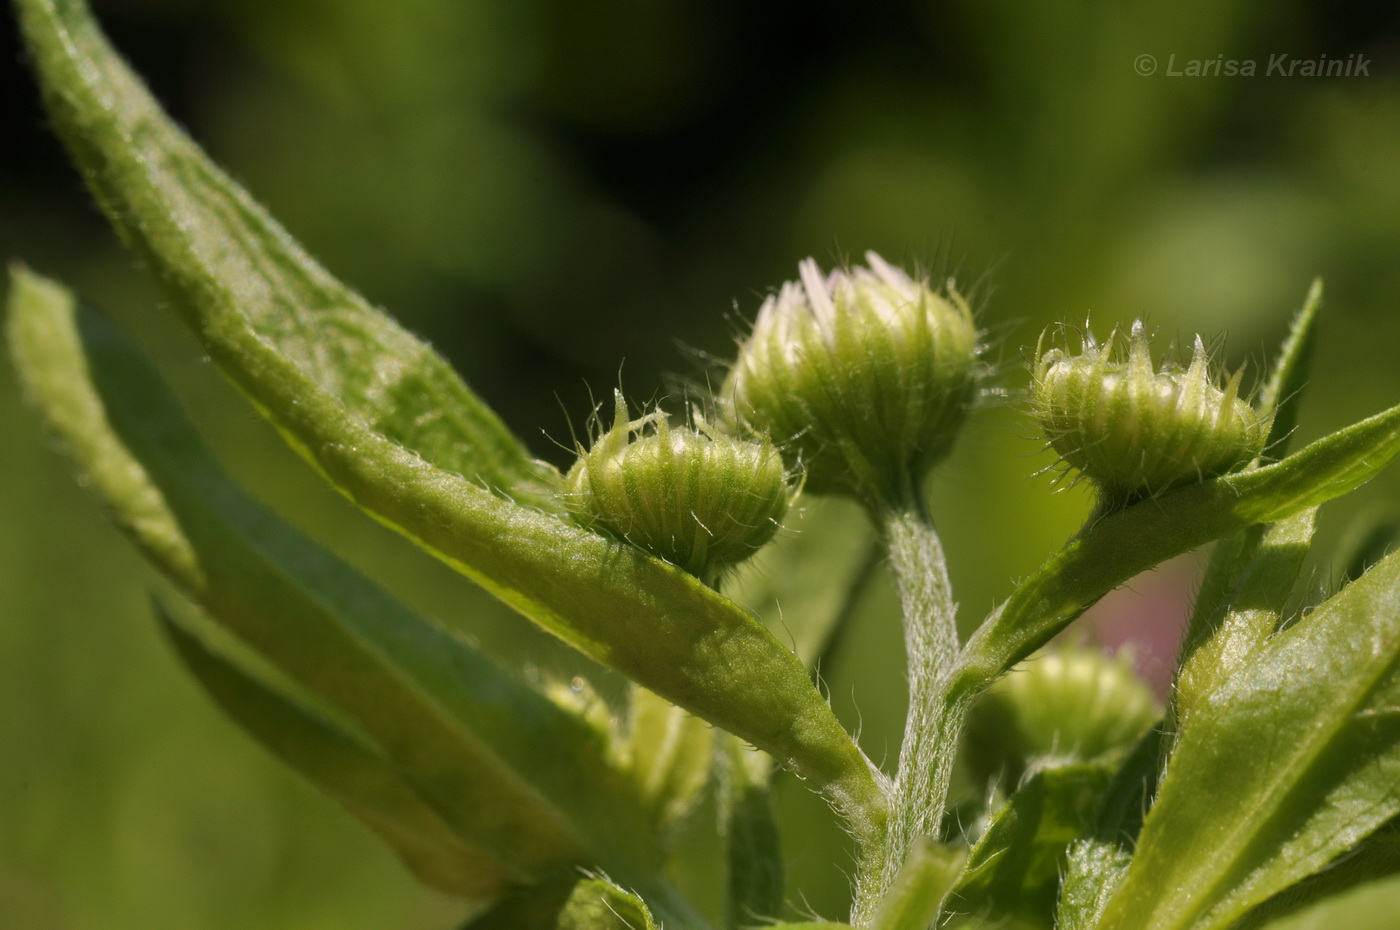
[
  {"x1": 958, "y1": 399, "x2": 1400, "y2": 693},
  {"x1": 158, "y1": 605, "x2": 511, "y2": 899},
  {"x1": 13, "y1": 0, "x2": 885, "y2": 834},
  {"x1": 1093, "y1": 547, "x2": 1400, "y2": 930},
  {"x1": 14, "y1": 0, "x2": 557, "y2": 510},
  {"x1": 7, "y1": 267, "x2": 657, "y2": 884},
  {"x1": 1256, "y1": 279, "x2": 1323, "y2": 461},
  {"x1": 950, "y1": 763, "x2": 1113, "y2": 928}
]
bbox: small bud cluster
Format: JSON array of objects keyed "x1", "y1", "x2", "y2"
[
  {"x1": 1032, "y1": 321, "x2": 1269, "y2": 507},
  {"x1": 566, "y1": 391, "x2": 793, "y2": 586},
  {"x1": 724, "y1": 253, "x2": 980, "y2": 505}
]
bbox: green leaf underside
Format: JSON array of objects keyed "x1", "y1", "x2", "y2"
[
  {"x1": 1095, "y1": 548, "x2": 1400, "y2": 930},
  {"x1": 960, "y1": 398, "x2": 1400, "y2": 688},
  {"x1": 7, "y1": 268, "x2": 656, "y2": 883},
  {"x1": 158, "y1": 605, "x2": 511, "y2": 899},
  {"x1": 951, "y1": 764, "x2": 1114, "y2": 928},
  {"x1": 15, "y1": 0, "x2": 883, "y2": 834}
]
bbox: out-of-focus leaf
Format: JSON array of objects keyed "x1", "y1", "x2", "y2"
[
  {"x1": 728, "y1": 496, "x2": 876, "y2": 670},
  {"x1": 557, "y1": 878, "x2": 659, "y2": 930},
  {"x1": 1334, "y1": 508, "x2": 1400, "y2": 589},
  {"x1": 6, "y1": 268, "x2": 653, "y2": 883},
  {"x1": 1256, "y1": 279, "x2": 1323, "y2": 461},
  {"x1": 459, "y1": 877, "x2": 581, "y2": 930},
  {"x1": 158, "y1": 604, "x2": 512, "y2": 899},
  {"x1": 1233, "y1": 821, "x2": 1400, "y2": 930},
  {"x1": 628, "y1": 686, "x2": 715, "y2": 836},
  {"x1": 1246, "y1": 872, "x2": 1400, "y2": 930},
  {"x1": 1095, "y1": 548, "x2": 1400, "y2": 930},
  {"x1": 1055, "y1": 731, "x2": 1161, "y2": 930},
  {"x1": 958, "y1": 398, "x2": 1400, "y2": 691},
  {"x1": 14, "y1": 0, "x2": 885, "y2": 834},
  {"x1": 950, "y1": 764, "x2": 1112, "y2": 928},
  {"x1": 718, "y1": 737, "x2": 783, "y2": 929},
  {"x1": 1173, "y1": 508, "x2": 1315, "y2": 736},
  {"x1": 869, "y1": 837, "x2": 966, "y2": 930}
]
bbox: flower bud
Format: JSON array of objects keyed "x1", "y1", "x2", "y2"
[
  {"x1": 1032, "y1": 321, "x2": 1269, "y2": 507},
  {"x1": 724, "y1": 253, "x2": 979, "y2": 505},
  {"x1": 964, "y1": 645, "x2": 1160, "y2": 786},
  {"x1": 566, "y1": 391, "x2": 793, "y2": 585}
]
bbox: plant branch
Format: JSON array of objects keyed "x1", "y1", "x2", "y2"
[{"x1": 851, "y1": 489, "x2": 964, "y2": 924}]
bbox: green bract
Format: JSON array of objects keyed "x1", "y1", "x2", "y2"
[
  {"x1": 566, "y1": 392, "x2": 793, "y2": 586},
  {"x1": 724, "y1": 253, "x2": 979, "y2": 505},
  {"x1": 1033, "y1": 321, "x2": 1269, "y2": 507}
]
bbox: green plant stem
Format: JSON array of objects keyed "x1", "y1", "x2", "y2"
[{"x1": 851, "y1": 492, "x2": 964, "y2": 924}]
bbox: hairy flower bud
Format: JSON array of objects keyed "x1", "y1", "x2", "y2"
[
  {"x1": 965, "y1": 645, "x2": 1160, "y2": 785},
  {"x1": 1032, "y1": 321, "x2": 1269, "y2": 507},
  {"x1": 724, "y1": 253, "x2": 980, "y2": 505},
  {"x1": 566, "y1": 391, "x2": 793, "y2": 585}
]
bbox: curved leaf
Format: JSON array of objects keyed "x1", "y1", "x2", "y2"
[
  {"x1": 7, "y1": 267, "x2": 653, "y2": 882},
  {"x1": 159, "y1": 605, "x2": 511, "y2": 899},
  {"x1": 1095, "y1": 548, "x2": 1400, "y2": 930},
  {"x1": 13, "y1": 0, "x2": 885, "y2": 834}
]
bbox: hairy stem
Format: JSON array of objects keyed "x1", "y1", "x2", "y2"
[{"x1": 851, "y1": 493, "x2": 964, "y2": 924}]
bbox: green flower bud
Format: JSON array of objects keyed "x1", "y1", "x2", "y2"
[
  {"x1": 566, "y1": 391, "x2": 793, "y2": 586},
  {"x1": 1032, "y1": 321, "x2": 1269, "y2": 508},
  {"x1": 724, "y1": 252, "x2": 980, "y2": 505},
  {"x1": 964, "y1": 645, "x2": 1160, "y2": 786}
]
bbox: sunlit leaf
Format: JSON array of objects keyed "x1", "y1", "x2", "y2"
[
  {"x1": 1094, "y1": 548, "x2": 1400, "y2": 930},
  {"x1": 13, "y1": 0, "x2": 884, "y2": 835}
]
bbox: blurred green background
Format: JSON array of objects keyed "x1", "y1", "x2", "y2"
[{"x1": 3, "y1": 0, "x2": 1400, "y2": 927}]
